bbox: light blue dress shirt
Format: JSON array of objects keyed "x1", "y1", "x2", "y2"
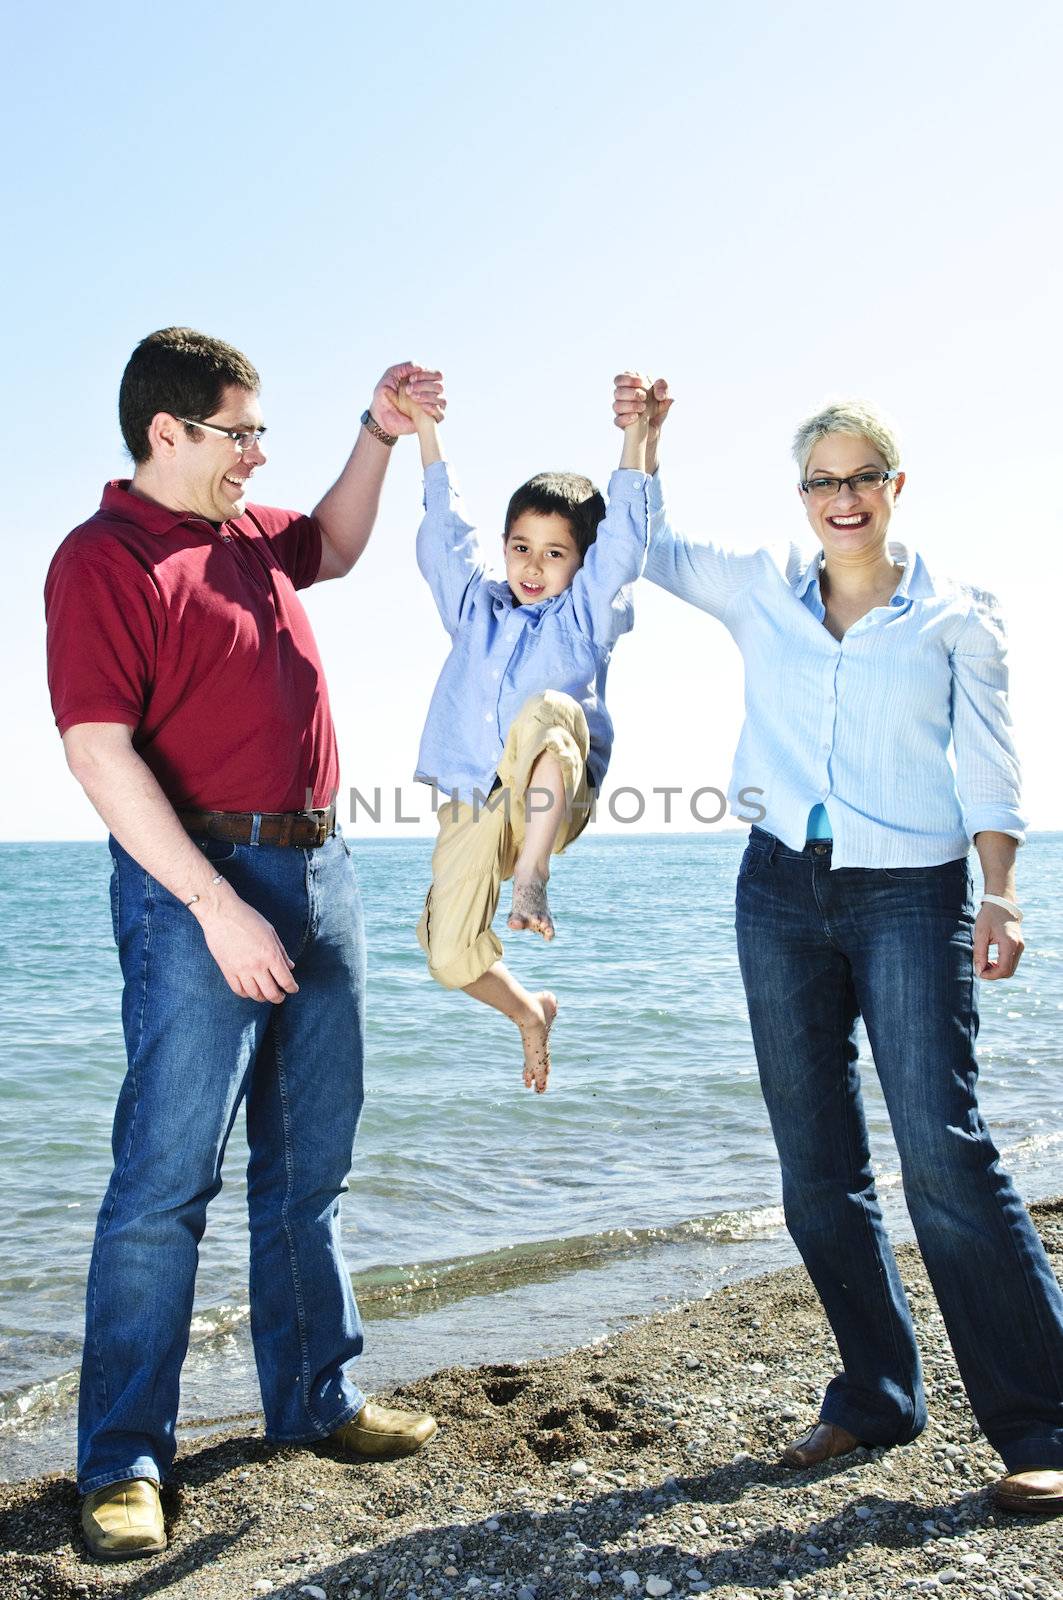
[
  {"x1": 415, "y1": 462, "x2": 649, "y2": 802},
  {"x1": 645, "y1": 475, "x2": 1025, "y2": 869}
]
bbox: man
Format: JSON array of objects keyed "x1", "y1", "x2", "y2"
[{"x1": 45, "y1": 328, "x2": 446, "y2": 1561}]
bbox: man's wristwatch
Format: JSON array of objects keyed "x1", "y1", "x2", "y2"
[{"x1": 361, "y1": 408, "x2": 398, "y2": 447}]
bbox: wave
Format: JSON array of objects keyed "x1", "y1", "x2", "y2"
[{"x1": 0, "y1": 1202, "x2": 785, "y2": 1439}]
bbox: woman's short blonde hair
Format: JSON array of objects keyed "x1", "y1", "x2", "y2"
[{"x1": 792, "y1": 400, "x2": 902, "y2": 478}]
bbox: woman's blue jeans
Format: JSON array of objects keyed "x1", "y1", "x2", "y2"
[
  {"x1": 77, "y1": 831, "x2": 368, "y2": 1495},
  {"x1": 735, "y1": 828, "x2": 1063, "y2": 1471}
]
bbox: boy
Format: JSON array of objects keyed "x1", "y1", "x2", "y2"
[{"x1": 394, "y1": 377, "x2": 655, "y2": 1093}]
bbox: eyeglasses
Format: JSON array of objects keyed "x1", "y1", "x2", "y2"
[
  {"x1": 177, "y1": 418, "x2": 267, "y2": 451},
  {"x1": 800, "y1": 469, "x2": 899, "y2": 499}
]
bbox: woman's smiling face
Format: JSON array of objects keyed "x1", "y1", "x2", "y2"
[{"x1": 798, "y1": 432, "x2": 905, "y2": 556}]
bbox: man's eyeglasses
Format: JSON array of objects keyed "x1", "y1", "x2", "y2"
[
  {"x1": 177, "y1": 418, "x2": 267, "y2": 451},
  {"x1": 800, "y1": 469, "x2": 899, "y2": 499}
]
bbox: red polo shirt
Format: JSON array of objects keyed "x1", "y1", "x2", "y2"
[{"x1": 45, "y1": 481, "x2": 340, "y2": 812}]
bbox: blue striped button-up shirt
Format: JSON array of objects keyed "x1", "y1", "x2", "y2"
[
  {"x1": 415, "y1": 462, "x2": 650, "y2": 803},
  {"x1": 645, "y1": 475, "x2": 1025, "y2": 868}
]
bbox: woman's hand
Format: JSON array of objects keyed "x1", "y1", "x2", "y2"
[{"x1": 974, "y1": 902, "x2": 1024, "y2": 979}]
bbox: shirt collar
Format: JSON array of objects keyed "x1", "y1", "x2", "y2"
[
  {"x1": 795, "y1": 540, "x2": 915, "y2": 606},
  {"x1": 486, "y1": 577, "x2": 554, "y2": 616},
  {"x1": 100, "y1": 479, "x2": 224, "y2": 537}
]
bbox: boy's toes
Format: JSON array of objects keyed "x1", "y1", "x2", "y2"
[{"x1": 509, "y1": 879, "x2": 554, "y2": 940}]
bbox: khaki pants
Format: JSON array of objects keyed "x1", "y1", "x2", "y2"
[{"x1": 417, "y1": 691, "x2": 594, "y2": 989}]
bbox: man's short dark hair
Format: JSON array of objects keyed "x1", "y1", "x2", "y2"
[
  {"x1": 119, "y1": 327, "x2": 261, "y2": 464},
  {"x1": 503, "y1": 472, "x2": 606, "y2": 559}
]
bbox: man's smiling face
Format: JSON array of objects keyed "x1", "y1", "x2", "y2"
[{"x1": 170, "y1": 383, "x2": 267, "y2": 522}]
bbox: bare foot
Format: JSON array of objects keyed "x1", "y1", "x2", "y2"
[
  {"x1": 518, "y1": 991, "x2": 557, "y2": 1093},
  {"x1": 508, "y1": 876, "x2": 555, "y2": 940}
]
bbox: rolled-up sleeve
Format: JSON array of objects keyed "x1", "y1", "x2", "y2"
[
  {"x1": 568, "y1": 469, "x2": 649, "y2": 647},
  {"x1": 415, "y1": 462, "x2": 487, "y2": 636},
  {"x1": 950, "y1": 592, "x2": 1026, "y2": 843}
]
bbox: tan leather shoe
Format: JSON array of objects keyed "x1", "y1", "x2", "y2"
[
  {"x1": 781, "y1": 1421, "x2": 863, "y2": 1468},
  {"x1": 330, "y1": 1401, "x2": 437, "y2": 1460},
  {"x1": 993, "y1": 1468, "x2": 1063, "y2": 1515},
  {"x1": 81, "y1": 1477, "x2": 166, "y2": 1560}
]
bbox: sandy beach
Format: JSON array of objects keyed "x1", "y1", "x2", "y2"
[{"x1": 1, "y1": 1200, "x2": 1059, "y2": 1600}]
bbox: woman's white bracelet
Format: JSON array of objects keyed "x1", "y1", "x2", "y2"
[{"x1": 981, "y1": 893, "x2": 1023, "y2": 922}]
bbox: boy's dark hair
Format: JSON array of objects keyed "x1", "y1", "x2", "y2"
[
  {"x1": 503, "y1": 472, "x2": 606, "y2": 559},
  {"x1": 118, "y1": 327, "x2": 261, "y2": 464}
]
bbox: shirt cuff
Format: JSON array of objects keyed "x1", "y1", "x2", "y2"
[
  {"x1": 964, "y1": 805, "x2": 1027, "y2": 845},
  {"x1": 647, "y1": 470, "x2": 665, "y2": 516},
  {"x1": 607, "y1": 468, "x2": 649, "y2": 501},
  {"x1": 422, "y1": 459, "x2": 456, "y2": 511}
]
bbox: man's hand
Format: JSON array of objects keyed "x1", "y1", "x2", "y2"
[
  {"x1": 974, "y1": 903, "x2": 1024, "y2": 980},
  {"x1": 193, "y1": 890, "x2": 300, "y2": 1003},
  {"x1": 372, "y1": 362, "x2": 446, "y2": 437},
  {"x1": 613, "y1": 372, "x2": 674, "y2": 433}
]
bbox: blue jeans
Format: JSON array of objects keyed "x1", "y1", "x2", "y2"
[
  {"x1": 77, "y1": 831, "x2": 367, "y2": 1494},
  {"x1": 735, "y1": 828, "x2": 1063, "y2": 1471}
]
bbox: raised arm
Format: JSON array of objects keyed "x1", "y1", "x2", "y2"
[
  {"x1": 313, "y1": 362, "x2": 446, "y2": 582},
  {"x1": 391, "y1": 376, "x2": 488, "y2": 636},
  {"x1": 614, "y1": 370, "x2": 768, "y2": 621}
]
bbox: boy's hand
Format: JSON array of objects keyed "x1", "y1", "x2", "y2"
[
  {"x1": 372, "y1": 363, "x2": 446, "y2": 436},
  {"x1": 613, "y1": 372, "x2": 674, "y2": 434}
]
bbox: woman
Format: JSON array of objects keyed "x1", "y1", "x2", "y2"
[{"x1": 613, "y1": 376, "x2": 1063, "y2": 1514}]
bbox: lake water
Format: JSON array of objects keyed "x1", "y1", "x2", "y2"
[{"x1": 2, "y1": 834, "x2": 1061, "y2": 1481}]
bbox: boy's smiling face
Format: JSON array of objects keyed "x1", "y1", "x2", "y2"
[{"x1": 503, "y1": 510, "x2": 582, "y2": 605}]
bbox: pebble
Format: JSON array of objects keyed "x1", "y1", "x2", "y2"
[
  {"x1": 586, "y1": 1573, "x2": 602, "y2": 1588},
  {"x1": 645, "y1": 1579, "x2": 672, "y2": 1597},
  {"x1": 299, "y1": 1589, "x2": 327, "y2": 1600},
  {"x1": 569, "y1": 1460, "x2": 591, "y2": 1478},
  {"x1": 252, "y1": 1585, "x2": 273, "y2": 1595},
  {"x1": 619, "y1": 1571, "x2": 641, "y2": 1590}
]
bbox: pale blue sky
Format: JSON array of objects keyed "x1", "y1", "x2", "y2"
[{"x1": 5, "y1": 0, "x2": 1062, "y2": 837}]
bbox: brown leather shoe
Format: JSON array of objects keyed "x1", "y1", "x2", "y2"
[
  {"x1": 781, "y1": 1421, "x2": 863, "y2": 1468},
  {"x1": 81, "y1": 1477, "x2": 166, "y2": 1561},
  {"x1": 330, "y1": 1401, "x2": 437, "y2": 1460},
  {"x1": 993, "y1": 1468, "x2": 1063, "y2": 1515}
]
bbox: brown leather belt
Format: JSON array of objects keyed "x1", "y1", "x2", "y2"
[{"x1": 177, "y1": 804, "x2": 337, "y2": 850}]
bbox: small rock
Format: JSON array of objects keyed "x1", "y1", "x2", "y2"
[
  {"x1": 518, "y1": 1589, "x2": 537, "y2": 1600},
  {"x1": 485, "y1": 1519, "x2": 500, "y2": 1532},
  {"x1": 252, "y1": 1586, "x2": 273, "y2": 1596},
  {"x1": 586, "y1": 1574, "x2": 602, "y2": 1588},
  {"x1": 854, "y1": 1506, "x2": 873, "y2": 1520},
  {"x1": 780, "y1": 1406, "x2": 800, "y2": 1421},
  {"x1": 569, "y1": 1460, "x2": 591, "y2": 1478},
  {"x1": 684, "y1": 1356, "x2": 702, "y2": 1370},
  {"x1": 684, "y1": 1569, "x2": 703, "y2": 1581},
  {"x1": 619, "y1": 1572, "x2": 641, "y2": 1591},
  {"x1": 300, "y1": 1589, "x2": 327, "y2": 1600},
  {"x1": 444, "y1": 1567, "x2": 459, "y2": 1578},
  {"x1": 645, "y1": 1579, "x2": 672, "y2": 1598}
]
